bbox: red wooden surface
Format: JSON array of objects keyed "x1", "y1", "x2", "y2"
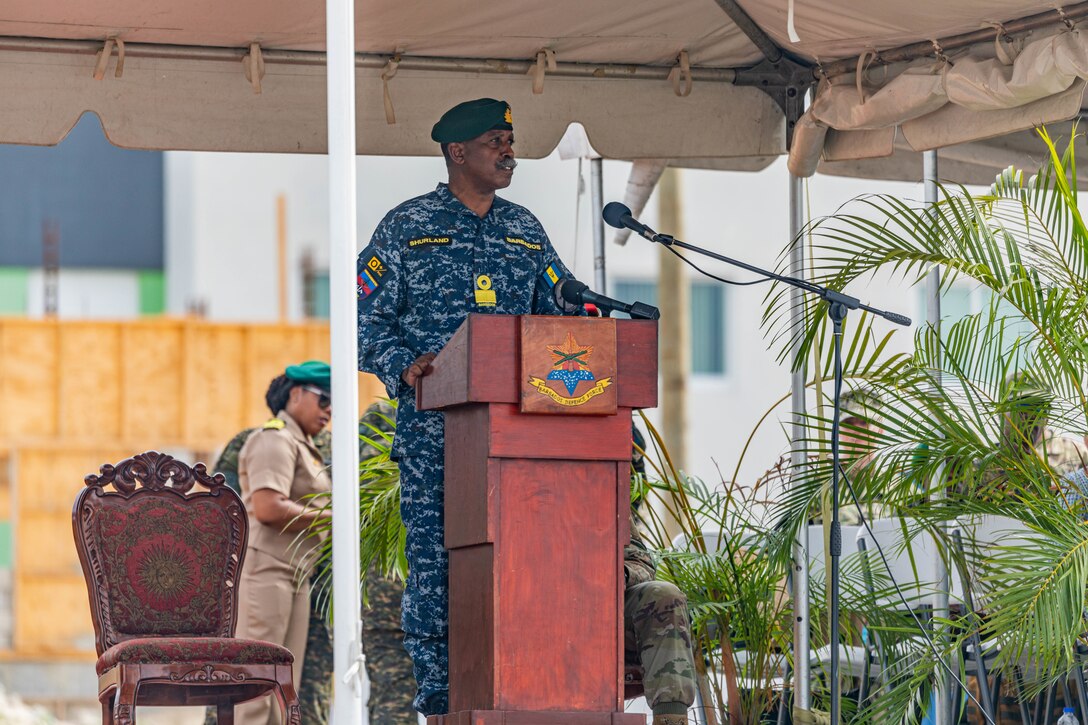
[
  {"x1": 495, "y1": 458, "x2": 619, "y2": 712},
  {"x1": 616, "y1": 319, "x2": 657, "y2": 410},
  {"x1": 417, "y1": 315, "x2": 473, "y2": 410},
  {"x1": 448, "y1": 545, "x2": 496, "y2": 711},
  {"x1": 419, "y1": 315, "x2": 658, "y2": 412},
  {"x1": 486, "y1": 404, "x2": 632, "y2": 461},
  {"x1": 418, "y1": 315, "x2": 519, "y2": 410},
  {"x1": 444, "y1": 405, "x2": 498, "y2": 549}
]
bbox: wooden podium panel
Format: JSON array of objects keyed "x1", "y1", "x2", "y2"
[
  {"x1": 447, "y1": 458, "x2": 623, "y2": 712},
  {"x1": 422, "y1": 315, "x2": 656, "y2": 725}
]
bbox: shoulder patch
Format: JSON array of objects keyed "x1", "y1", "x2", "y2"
[
  {"x1": 542, "y1": 263, "x2": 562, "y2": 288},
  {"x1": 407, "y1": 236, "x2": 451, "y2": 248},
  {"x1": 505, "y1": 236, "x2": 542, "y2": 252},
  {"x1": 358, "y1": 253, "x2": 387, "y2": 301},
  {"x1": 262, "y1": 418, "x2": 286, "y2": 430}
]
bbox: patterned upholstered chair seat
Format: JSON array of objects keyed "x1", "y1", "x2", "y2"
[
  {"x1": 73, "y1": 451, "x2": 300, "y2": 724},
  {"x1": 96, "y1": 637, "x2": 293, "y2": 674}
]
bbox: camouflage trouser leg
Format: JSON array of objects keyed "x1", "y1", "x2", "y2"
[
  {"x1": 362, "y1": 567, "x2": 418, "y2": 724},
  {"x1": 398, "y1": 454, "x2": 449, "y2": 716},
  {"x1": 299, "y1": 574, "x2": 333, "y2": 725},
  {"x1": 624, "y1": 580, "x2": 697, "y2": 715}
]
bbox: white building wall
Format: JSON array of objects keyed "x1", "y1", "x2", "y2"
[{"x1": 23, "y1": 269, "x2": 140, "y2": 318}]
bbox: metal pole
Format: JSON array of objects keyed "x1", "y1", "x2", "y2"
[
  {"x1": 590, "y1": 158, "x2": 607, "y2": 294},
  {"x1": 789, "y1": 172, "x2": 811, "y2": 714},
  {"x1": 327, "y1": 0, "x2": 364, "y2": 721},
  {"x1": 924, "y1": 149, "x2": 950, "y2": 725}
]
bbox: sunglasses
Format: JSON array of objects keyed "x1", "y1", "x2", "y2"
[{"x1": 301, "y1": 385, "x2": 332, "y2": 410}]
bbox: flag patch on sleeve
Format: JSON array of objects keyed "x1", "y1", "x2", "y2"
[
  {"x1": 358, "y1": 253, "x2": 387, "y2": 301},
  {"x1": 543, "y1": 263, "x2": 561, "y2": 288}
]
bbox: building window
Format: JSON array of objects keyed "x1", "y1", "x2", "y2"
[
  {"x1": 612, "y1": 279, "x2": 727, "y2": 375},
  {"x1": 305, "y1": 271, "x2": 330, "y2": 320}
]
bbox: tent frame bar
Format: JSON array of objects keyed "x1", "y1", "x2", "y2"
[
  {"x1": 0, "y1": 35, "x2": 737, "y2": 82},
  {"x1": 818, "y1": 1, "x2": 1088, "y2": 78},
  {"x1": 708, "y1": 0, "x2": 785, "y2": 63}
]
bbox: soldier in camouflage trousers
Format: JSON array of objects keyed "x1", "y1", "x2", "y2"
[{"x1": 624, "y1": 518, "x2": 697, "y2": 725}]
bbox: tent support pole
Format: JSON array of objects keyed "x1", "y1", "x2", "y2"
[
  {"x1": 327, "y1": 0, "x2": 364, "y2": 722},
  {"x1": 789, "y1": 171, "x2": 811, "y2": 716},
  {"x1": 924, "y1": 149, "x2": 951, "y2": 725},
  {"x1": 590, "y1": 158, "x2": 607, "y2": 293}
]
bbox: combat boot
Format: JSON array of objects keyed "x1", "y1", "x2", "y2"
[{"x1": 652, "y1": 715, "x2": 688, "y2": 725}]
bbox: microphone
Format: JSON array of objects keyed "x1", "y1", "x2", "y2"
[
  {"x1": 555, "y1": 278, "x2": 660, "y2": 320},
  {"x1": 602, "y1": 202, "x2": 659, "y2": 242}
]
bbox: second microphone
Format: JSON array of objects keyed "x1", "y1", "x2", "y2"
[{"x1": 554, "y1": 278, "x2": 660, "y2": 320}]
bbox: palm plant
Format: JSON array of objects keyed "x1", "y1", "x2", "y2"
[
  {"x1": 756, "y1": 128, "x2": 1088, "y2": 722},
  {"x1": 306, "y1": 399, "x2": 407, "y2": 615}
]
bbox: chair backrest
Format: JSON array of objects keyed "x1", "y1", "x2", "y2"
[
  {"x1": 72, "y1": 451, "x2": 247, "y2": 655},
  {"x1": 855, "y1": 518, "x2": 944, "y2": 609}
]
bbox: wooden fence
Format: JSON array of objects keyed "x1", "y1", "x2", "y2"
[{"x1": 0, "y1": 317, "x2": 384, "y2": 658}]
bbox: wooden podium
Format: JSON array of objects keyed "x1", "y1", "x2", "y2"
[{"x1": 418, "y1": 313, "x2": 657, "y2": 725}]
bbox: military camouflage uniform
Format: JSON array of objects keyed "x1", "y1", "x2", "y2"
[
  {"x1": 357, "y1": 182, "x2": 577, "y2": 715},
  {"x1": 624, "y1": 523, "x2": 698, "y2": 716}
]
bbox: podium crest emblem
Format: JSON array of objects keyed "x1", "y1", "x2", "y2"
[
  {"x1": 520, "y1": 317, "x2": 618, "y2": 415},
  {"x1": 528, "y1": 332, "x2": 612, "y2": 406}
]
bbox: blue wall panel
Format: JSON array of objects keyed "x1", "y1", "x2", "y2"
[{"x1": 0, "y1": 114, "x2": 164, "y2": 269}]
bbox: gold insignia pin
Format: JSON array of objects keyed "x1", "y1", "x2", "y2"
[{"x1": 475, "y1": 275, "x2": 496, "y2": 307}]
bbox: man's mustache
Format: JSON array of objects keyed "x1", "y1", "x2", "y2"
[{"x1": 497, "y1": 157, "x2": 518, "y2": 170}]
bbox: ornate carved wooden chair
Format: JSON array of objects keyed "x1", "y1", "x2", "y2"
[{"x1": 72, "y1": 451, "x2": 300, "y2": 724}]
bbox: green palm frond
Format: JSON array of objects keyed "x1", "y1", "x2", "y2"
[
  {"x1": 307, "y1": 399, "x2": 407, "y2": 617},
  {"x1": 763, "y1": 128, "x2": 1088, "y2": 722}
]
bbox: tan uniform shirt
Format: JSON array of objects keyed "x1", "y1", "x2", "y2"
[{"x1": 238, "y1": 409, "x2": 331, "y2": 565}]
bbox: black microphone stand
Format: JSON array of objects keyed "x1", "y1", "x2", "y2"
[{"x1": 629, "y1": 223, "x2": 910, "y2": 725}]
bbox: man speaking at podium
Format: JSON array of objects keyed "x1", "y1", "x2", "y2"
[{"x1": 356, "y1": 98, "x2": 581, "y2": 717}]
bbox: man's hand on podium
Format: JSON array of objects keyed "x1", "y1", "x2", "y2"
[{"x1": 401, "y1": 352, "x2": 437, "y2": 387}]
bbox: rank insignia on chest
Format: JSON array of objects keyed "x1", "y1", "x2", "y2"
[{"x1": 475, "y1": 274, "x2": 496, "y2": 307}]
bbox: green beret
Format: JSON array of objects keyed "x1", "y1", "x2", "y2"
[
  {"x1": 431, "y1": 98, "x2": 513, "y2": 143},
  {"x1": 285, "y1": 360, "x2": 331, "y2": 392}
]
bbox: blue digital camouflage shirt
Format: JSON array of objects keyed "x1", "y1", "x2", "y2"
[{"x1": 357, "y1": 183, "x2": 579, "y2": 458}]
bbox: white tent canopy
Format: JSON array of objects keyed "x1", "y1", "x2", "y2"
[{"x1": 3, "y1": 0, "x2": 1085, "y2": 169}]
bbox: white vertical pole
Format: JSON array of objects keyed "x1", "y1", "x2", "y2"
[
  {"x1": 327, "y1": 0, "x2": 364, "y2": 722},
  {"x1": 789, "y1": 172, "x2": 810, "y2": 713},
  {"x1": 590, "y1": 158, "x2": 607, "y2": 294},
  {"x1": 924, "y1": 150, "x2": 950, "y2": 725}
]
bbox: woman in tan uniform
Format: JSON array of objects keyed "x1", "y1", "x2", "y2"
[{"x1": 235, "y1": 361, "x2": 333, "y2": 724}]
